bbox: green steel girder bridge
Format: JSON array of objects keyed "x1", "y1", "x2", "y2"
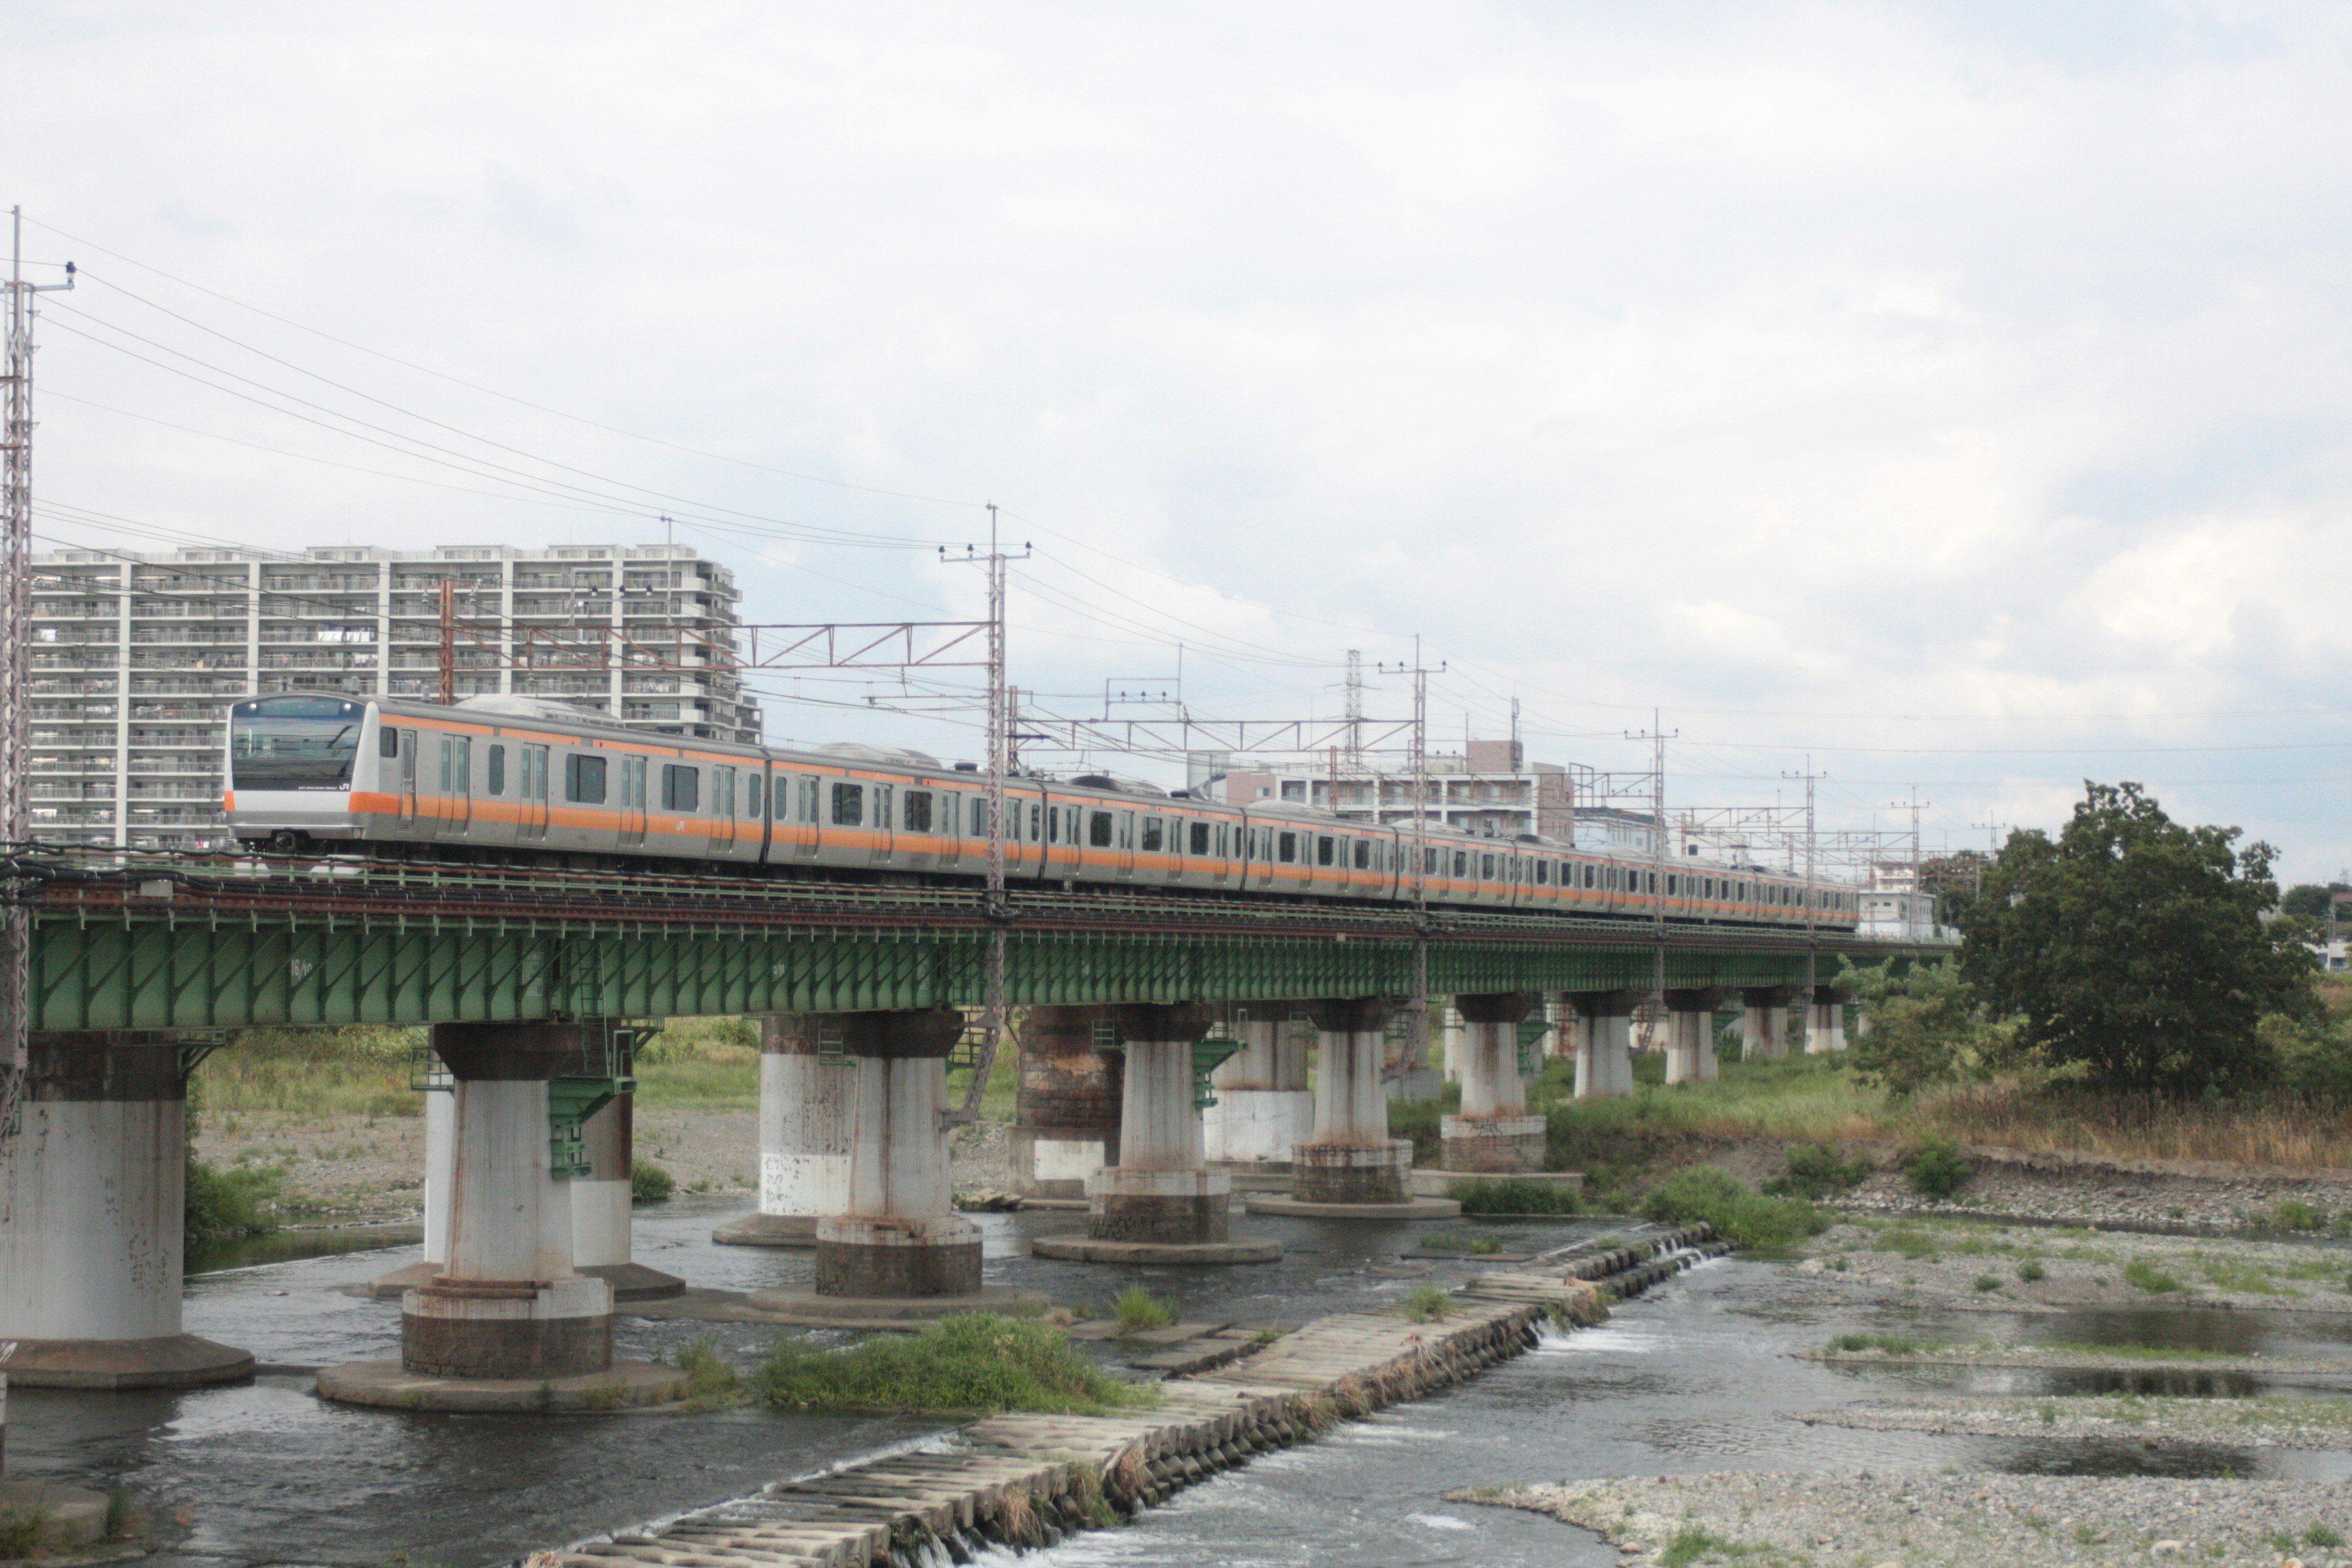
[{"x1": 21, "y1": 852, "x2": 1934, "y2": 1031}]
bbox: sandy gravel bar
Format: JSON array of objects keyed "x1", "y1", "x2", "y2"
[
  {"x1": 1460, "y1": 1472, "x2": 2352, "y2": 1566},
  {"x1": 1807, "y1": 1343, "x2": 2352, "y2": 1381},
  {"x1": 1800, "y1": 1393, "x2": 2352, "y2": 1453}
]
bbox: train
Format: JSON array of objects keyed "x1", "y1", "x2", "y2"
[{"x1": 221, "y1": 692, "x2": 1860, "y2": 930}]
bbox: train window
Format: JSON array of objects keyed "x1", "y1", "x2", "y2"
[
  {"x1": 379, "y1": 726, "x2": 400, "y2": 758},
  {"x1": 1317, "y1": 835, "x2": 1334, "y2": 867},
  {"x1": 486, "y1": 744, "x2": 505, "y2": 796},
  {"x1": 872, "y1": 784, "x2": 892, "y2": 830},
  {"x1": 1030, "y1": 803, "x2": 1042, "y2": 841},
  {"x1": 1535, "y1": 859, "x2": 1549, "y2": 885},
  {"x1": 1142, "y1": 816, "x2": 1164, "y2": 853},
  {"x1": 1354, "y1": 839, "x2": 1370, "y2": 870},
  {"x1": 662, "y1": 764, "x2": 699, "y2": 813},
  {"x1": 1480, "y1": 853, "x2": 1496, "y2": 880},
  {"x1": 1089, "y1": 811, "x2": 1114, "y2": 848},
  {"x1": 1273, "y1": 831, "x2": 1294, "y2": 863},
  {"x1": 1583, "y1": 864, "x2": 1595, "y2": 889},
  {"x1": 904, "y1": 791, "x2": 933, "y2": 833},
  {"x1": 964, "y1": 796, "x2": 980, "y2": 836},
  {"x1": 566, "y1": 753, "x2": 608, "y2": 805},
  {"x1": 830, "y1": 781, "x2": 862, "y2": 826},
  {"x1": 747, "y1": 773, "x2": 764, "y2": 819},
  {"x1": 1189, "y1": 821, "x2": 1209, "y2": 855}
]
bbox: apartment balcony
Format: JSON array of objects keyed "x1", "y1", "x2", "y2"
[
  {"x1": 258, "y1": 650, "x2": 378, "y2": 671},
  {"x1": 30, "y1": 677, "x2": 121, "y2": 697},
  {"x1": 127, "y1": 805, "x2": 227, "y2": 826},
  {"x1": 129, "y1": 700, "x2": 235, "y2": 721},
  {"x1": 131, "y1": 602, "x2": 249, "y2": 620},
  {"x1": 128, "y1": 729, "x2": 220, "y2": 748},
  {"x1": 131, "y1": 626, "x2": 247, "y2": 646},
  {"x1": 30, "y1": 807, "x2": 118, "y2": 828},
  {"x1": 255, "y1": 673, "x2": 373, "y2": 696},
  {"x1": 34, "y1": 602, "x2": 123, "y2": 620},
  {"x1": 32, "y1": 651, "x2": 121, "y2": 671}
]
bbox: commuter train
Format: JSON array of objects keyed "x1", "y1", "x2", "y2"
[{"x1": 221, "y1": 692, "x2": 1860, "y2": 930}]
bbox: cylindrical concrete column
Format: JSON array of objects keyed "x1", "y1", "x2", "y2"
[
  {"x1": 0, "y1": 1032, "x2": 252, "y2": 1388},
  {"x1": 1204, "y1": 1016, "x2": 1312, "y2": 1165},
  {"x1": 815, "y1": 1009, "x2": 982, "y2": 1300},
  {"x1": 1090, "y1": 1003, "x2": 1226, "y2": 1244},
  {"x1": 569, "y1": 1085, "x2": 684, "y2": 1300},
  {"x1": 1008, "y1": 1005, "x2": 1124, "y2": 1200},
  {"x1": 401, "y1": 1021, "x2": 611, "y2": 1381},
  {"x1": 1570, "y1": 990, "x2": 1640, "y2": 1099},
  {"x1": 1441, "y1": 992, "x2": 1545, "y2": 1172},
  {"x1": 1292, "y1": 997, "x2": 1413, "y2": 1204},
  {"x1": 714, "y1": 1014, "x2": 856, "y2": 1245},
  {"x1": 1441, "y1": 1005, "x2": 1465, "y2": 1083},
  {"x1": 1806, "y1": 986, "x2": 1851, "y2": 1053},
  {"x1": 1741, "y1": 987, "x2": 1795, "y2": 1061},
  {"x1": 1545, "y1": 994, "x2": 1574, "y2": 1061},
  {"x1": 423, "y1": 1083, "x2": 456, "y2": 1266},
  {"x1": 1662, "y1": 989, "x2": 1723, "y2": 1085}
]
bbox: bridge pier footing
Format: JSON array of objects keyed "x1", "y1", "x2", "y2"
[
  {"x1": 366, "y1": 1075, "x2": 455, "y2": 1297},
  {"x1": 1663, "y1": 989, "x2": 1723, "y2": 1085},
  {"x1": 1741, "y1": 988, "x2": 1795, "y2": 1061},
  {"x1": 1571, "y1": 991, "x2": 1639, "y2": 1099},
  {"x1": 572, "y1": 1087, "x2": 683, "y2": 1300},
  {"x1": 713, "y1": 1015, "x2": 854, "y2": 1247},
  {"x1": 1035, "y1": 1005, "x2": 1280, "y2": 1264},
  {"x1": 1006, "y1": 1005, "x2": 1123, "y2": 1205},
  {"x1": 1248, "y1": 998, "x2": 1457, "y2": 1220},
  {"x1": 752, "y1": 1011, "x2": 1047, "y2": 1325},
  {"x1": 1441, "y1": 992, "x2": 1545, "y2": 1174},
  {"x1": 320, "y1": 1021, "x2": 687, "y2": 1413},
  {"x1": 0, "y1": 1031, "x2": 254, "y2": 1389}
]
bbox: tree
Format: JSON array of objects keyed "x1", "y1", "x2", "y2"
[
  {"x1": 1962, "y1": 783, "x2": 2315, "y2": 1096},
  {"x1": 1841, "y1": 959, "x2": 2011, "y2": 1098},
  {"x1": 2280, "y1": 883, "x2": 2350, "y2": 921}
]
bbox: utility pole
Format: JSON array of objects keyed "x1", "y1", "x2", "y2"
[
  {"x1": 1379, "y1": 641, "x2": 1444, "y2": 1070},
  {"x1": 1888, "y1": 787, "x2": 1929, "y2": 939},
  {"x1": 1343, "y1": 648, "x2": 1363, "y2": 775},
  {"x1": 941, "y1": 505, "x2": 1030, "y2": 1125},
  {"x1": 1784, "y1": 759, "x2": 1823, "y2": 1019},
  {"x1": 1624, "y1": 711, "x2": 1675, "y2": 1027},
  {"x1": 1, "y1": 208, "x2": 70, "y2": 1149},
  {"x1": 438, "y1": 579, "x2": 458, "y2": 706}
]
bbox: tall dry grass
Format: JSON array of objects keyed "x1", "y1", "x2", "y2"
[{"x1": 1913, "y1": 1082, "x2": 2352, "y2": 1170}]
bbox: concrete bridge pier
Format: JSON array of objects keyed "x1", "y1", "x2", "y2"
[
  {"x1": 320, "y1": 1020, "x2": 687, "y2": 1411},
  {"x1": 1385, "y1": 1003, "x2": 1445, "y2": 1102},
  {"x1": 1662, "y1": 989, "x2": 1724, "y2": 1084},
  {"x1": 366, "y1": 1075, "x2": 454, "y2": 1297},
  {"x1": 751, "y1": 1010, "x2": 1046, "y2": 1324},
  {"x1": 1036, "y1": 1004, "x2": 1280, "y2": 1264},
  {"x1": 1248, "y1": 998, "x2": 1457, "y2": 1219},
  {"x1": 570, "y1": 1087, "x2": 684, "y2": 1300},
  {"x1": 1006, "y1": 1005, "x2": 1124, "y2": 1202},
  {"x1": 1806, "y1": 986, "x2": 1852, "y2": 1054},
  {"x1": 1440, "y1": 992, "x2": 1545, "y2": 1173},
  {"x1": 1203, "y1": 1013, "x2": 1311, "y2": 1168},
  {"x1": 713, "y1": 1014, "x2": 854, "y2": 1246},
  {"x1": 1570, "y1": 990, "x2": 1640, "y2": 1099},
  {"x1": 1741, "y1": 987, "x2": 1795, "y2": 1061},
  {"x1": 0, "y1": 1031, "x2": 253, "y2": 1389}
]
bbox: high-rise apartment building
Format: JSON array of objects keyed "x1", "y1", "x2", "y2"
[{"x1": 28, "y1": 543, "x2": 763, "y2": 850}]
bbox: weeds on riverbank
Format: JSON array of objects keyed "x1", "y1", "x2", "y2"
[
  {"x1": 1405, "y1": 1286, "x2": 1457, "y2": 1322},
  {"x1": 1113, "y1": 1287, "x2": 1176, "y2": 1333},
  {"x1": 630, "y1": 1159, "x2": 676, "y2": 1204},
  {"x1": 755, "y1": 1314, "x2": 1157, "y2": 1415},
  {"x1": 197, "y1": 1025, "x2": 420, "y2": 1118},
  {"x1": 1640, "y1": 1167, "x2": 1826, "y2": 1254},
  {"x1": 1452, "y1": 1177, "x2": 1581, "y2": 1215}
]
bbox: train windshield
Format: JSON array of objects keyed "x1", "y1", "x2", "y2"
[{"x1": 230, "y1": 696, "x2": 366, "y2": 790}]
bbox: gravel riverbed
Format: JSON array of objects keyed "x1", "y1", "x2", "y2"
[
  {"x1": 1799, "y1": 1394, "x2": 2352, "y2": 1453},
  {"x1": 1463, "y1": 1472, "x2": 2352, "y2": 1567}
]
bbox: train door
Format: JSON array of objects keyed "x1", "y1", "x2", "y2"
[
  {"x1": 619, "y1": 756, "x2": 647, "y2": 848},
  {"x1": 901, "y1": 787, "x2": 936, "y2": 869},
  {"x1": 440, "y1": 734, "x2": 472, "y2": 835},
  {"x1": 795, "y1": 775, "x2": 823, "y2": 860},
  {"x1": 708, "y1": 766, "x2": 738, "y2": 856},
  {"x1": 396, "y1": 728, "x2": 418, "y2": 828},
  {"x1": 519, "y1": 744, "x2": 550, "y2": 841},
  {"x1": 869, "y1": 783, "x2": 895, "y2": 864},
  {"x1": 1115, "y1": 810, "x2": 1136, "y2": 880}
]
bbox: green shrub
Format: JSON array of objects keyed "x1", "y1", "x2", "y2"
[
  {"x1": 1973, "y1": 1273, "x2": 2000, "y2": 1292},
  {"x1": 1872, "y1": 1227, "x2": 1938, "y2": 1260},
  {"x1": 1763, "y1": 1142, "x2": 1871, "y2": 1200},
  {"x1": 2271, "y1": 1198, "x2": 2324, "y2": 1232},
  {"x1": 2123, "y1": 1258, "x2": 2184, "y2": 1294},
  {"x1": 2307, "y1": 1524, "x2": 2345, "y2": 1549},
  {"x1": 1405, "y1": 1286, "x2": 1457, "y2": 1322},
  {"x1": 755, "y1": 1314, "x2": 1155, "y2": 1415},
  {"x1": 1113, "y1": 1287, "x2": 1176, "y2": 1333},
  {"x1": 1387, "y1": 1095, "x2": 1450, "y2": 1164},
  {"x1": 2017, "y1": 1257, "x2": 2047, "y2": 1283},
  {"x1": 186, "y1": 1157, "x2": 281, "y2": 1251},
  {"x1": 0, "y1": 1502, "x2": 50, "y2": 1557},
  {"x1": 670, "y1": 1336, "x2": 743, "y2": 1407},
  {"x1": 630, "y1": 1158, "x2": 676, "y2": 1204},
  {"x1": 1639, "y1": 1167, "x2": 1825, "y2": 1254},
  {"x1": 1469, "y1": 1237, "x2": 1502, "y2": 1255},
  {"x1": 1904, "y1": 1137, "x2": 1971, "y2": 1199},
  {"x1": 1452, "y1": 1177, "x2": 1581, "y2": 1215}
]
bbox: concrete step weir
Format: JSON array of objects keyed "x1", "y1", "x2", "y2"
[{"x1": 541, "y1": 1224, "x2": 1722, "y2": 1568}]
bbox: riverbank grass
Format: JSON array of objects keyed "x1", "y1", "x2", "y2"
[
  {"x1": 755, "y1": 1314, "x2": 1159, "y2": 1416},
  {"x1": 1640, "y1": 1167, "x2": 1826, "y2": 1254}
]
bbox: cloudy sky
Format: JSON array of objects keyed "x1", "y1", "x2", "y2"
[{"x1": 10, "y1": 1, "x2": 2352, "y2": 880}]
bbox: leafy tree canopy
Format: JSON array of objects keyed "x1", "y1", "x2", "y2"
[
  {"x1": 1962, "y1": 782, "x2": 2315, "y2": 1097},
  {"x1": 2280, "y1": 883, "x2": 2351, "y2": 921}
]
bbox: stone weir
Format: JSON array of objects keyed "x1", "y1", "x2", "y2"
[{"x1": 538, "y1": 1225, "x2": 1723, "y2": 1568}]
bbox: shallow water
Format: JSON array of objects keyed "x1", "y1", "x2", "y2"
[{"x1": 10, "y1": 1200, "x2": 2352, "y2": 1566}]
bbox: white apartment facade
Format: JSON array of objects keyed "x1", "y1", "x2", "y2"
[{"x1": 29, "y1": 543, "x2": 763, "y2": 851}]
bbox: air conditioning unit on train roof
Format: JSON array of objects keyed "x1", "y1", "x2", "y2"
[
  {"x1": 814, "y1": 741, "x2": 944, "y2": 770},
  {"x1": 1069, "y1": 774, "x2": 1169, "y2": 797},
  {"x1": 454, "y1": 693, "x2": 625, "y2": 726}
]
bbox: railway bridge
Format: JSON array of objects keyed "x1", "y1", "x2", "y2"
[{"x1": 0, "y1": 850, "x2": 1923, "y2": 1408}]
